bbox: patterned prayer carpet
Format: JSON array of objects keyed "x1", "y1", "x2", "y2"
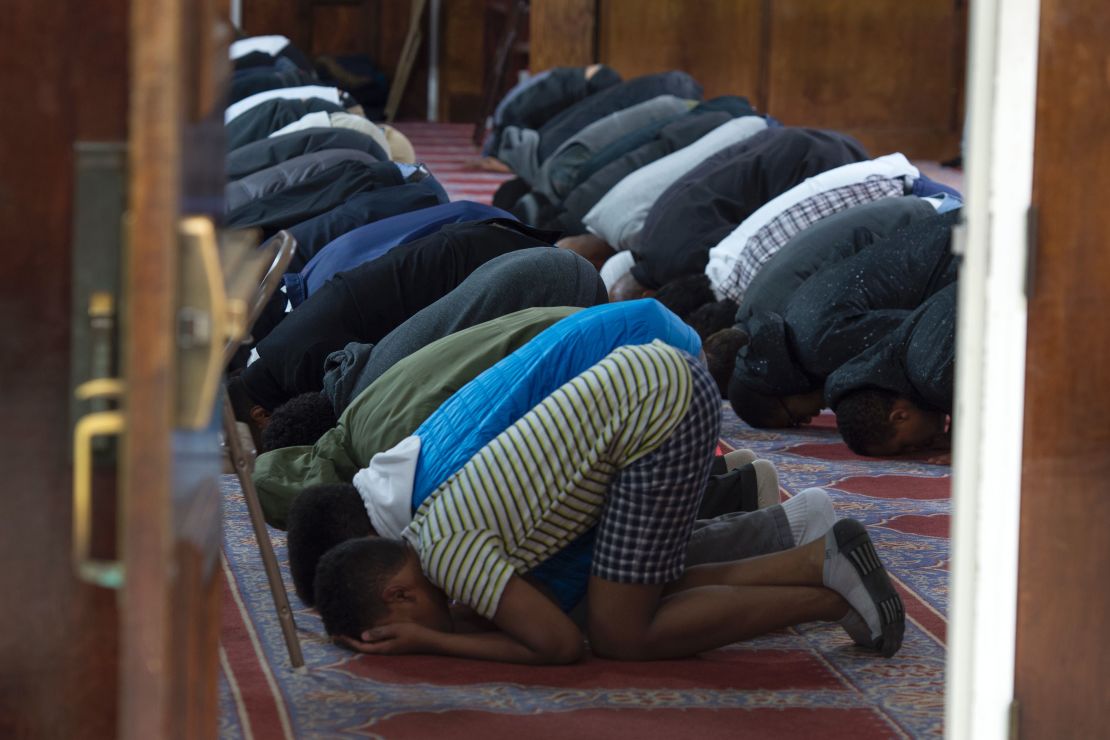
[
  {"x1": 218, "y1": 407, "x2": 949, "y2": 739},
  {"x1": 217, "y1": 123, "x2": 952, "y2": 738}
]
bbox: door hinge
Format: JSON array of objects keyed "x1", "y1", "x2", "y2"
[{"x1": 1009, "y1": 698, "x2": 1020, "y2": 740}]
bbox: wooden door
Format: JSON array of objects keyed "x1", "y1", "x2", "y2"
[
  {"x1": 0, "y1": 1, "x2": 230, "y2": 737},
  {"x1": 1014, "y1": 0, "x2": 1110, "y2": 736},
  {"x1": 0, "y1": 1, "x2": 129, "y2": 737},
  {"x1": 122, "y1": 0, "x2": 232, "y2": 737}
]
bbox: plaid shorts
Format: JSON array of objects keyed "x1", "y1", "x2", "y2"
[{"x1": 591, "y1": 353, "x2": 722, "y2": 584}]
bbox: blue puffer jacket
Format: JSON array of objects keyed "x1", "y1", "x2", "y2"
[{"x1": 408, "y1": 299, "x2": 701, "y2": 610}]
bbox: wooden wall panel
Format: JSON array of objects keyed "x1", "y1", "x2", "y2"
[
  {"x1": 242, "y1": 0, "x2": 308, "y2": 50},
  {"x1": 766, "y1": 0, "x2": 962, "y2": 158},
  {"x1": 441, "y1": 0, "x2": 487, "y2": 121},
  {"x1": 598, "y1": 0, "x2": 765, "y2": 105},
  {"x1": 236, "y1": 0, "x2": 535, "y2": 122},
  {"x1": 0, "y1": 0, "x2": 127, "y2": 736},
  {"x1": 1015, "y1": 0, "x2": 1110, "y2": 736},
  {"x1": 310, "y1": 4, "x2": 373, "y2": 56},
  {"x1": 529, "y1": 0, "x2": 595, "y2": 71}
]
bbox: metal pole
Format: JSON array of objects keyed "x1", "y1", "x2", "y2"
[{"x1": 427, "y1": 0, "x2": 441, "y2": 121}]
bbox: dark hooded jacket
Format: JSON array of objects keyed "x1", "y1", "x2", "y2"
[
  {"x1": 825, "y1": 281, "x2": 958, "y2": 412},
  {"x1": 730, "y1": 210, "x2": 961, "y2": 397}
]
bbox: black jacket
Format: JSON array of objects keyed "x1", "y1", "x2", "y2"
[
  {"x1": 825, "y1": 282, "x2": 958, "y2": 412},
  {"x1": 633, "y1": 127, "x2": 869, "y2": 289},
  {"x1": 731, "y1": 210, "x2": 960, "y2": 397},
  {"x1": 239, "y1": 220, "x2": 560, "y2": 410}
]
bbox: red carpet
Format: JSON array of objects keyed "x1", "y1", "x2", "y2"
[
  {"x1": 219, "y1": 410, "x2": 948, "y2": 739},
  {"x1": 398, "y1": 121, "x2": 515, "y2": 204}
]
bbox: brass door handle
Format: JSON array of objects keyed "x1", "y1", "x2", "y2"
[
  {"x1": 73, "y1": 408, "x2": 125, "y2": 588},
  {"x1": 75, "y1": 377, "x2": 125, "y2": 401},
  {"x1": 178, "y1": 216, "x2": 249, "y2": 429}
]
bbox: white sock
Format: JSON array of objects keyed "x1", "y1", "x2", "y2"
[
  {"x1": 782, "y1": 488, "x2": 837, "y2": 546},
  {"x1": 822, "y1": 529, "x2": 882, "y2": 642}
]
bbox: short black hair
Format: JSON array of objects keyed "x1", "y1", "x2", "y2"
[
  {"x1": 315, "y1": 537, "x2": 409, "y2": 639},
  {"x1": 703, "y1": 328, "x2": 749, "y2": 397},
  {"x1": 287, "y1": 484, "x2": 371, "y2": 605},
  {"x1": 834, "y1": 389, "x2": 899, "y2": 455},
  {"x1": 727, "y1": 376, "x2": 788, "y2": 428},
  {"x1": 654, "y1": 274, "x2": 715, "y2": 321},
  {"x1": 688, "y1": 299, "x2": 739, "y2": 340},
  {"x1": 261, "y1": 392, "x2": 338, "y2": 452}
]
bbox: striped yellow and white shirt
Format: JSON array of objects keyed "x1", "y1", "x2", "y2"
[{"x1": 401, "y1": 340, "x2": 694, "y2": 618}]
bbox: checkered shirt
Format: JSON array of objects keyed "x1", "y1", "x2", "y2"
[{"x1": 590, "y1": 352, "x2": 721, "y2": 584}]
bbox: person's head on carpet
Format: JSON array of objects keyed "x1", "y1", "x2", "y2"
[
  {"x1": 834, "y1": 388, "x2": 949, "y2": 456},
  {"x1": 316, "y1": 537, "x2": 455, "y2": 640}
]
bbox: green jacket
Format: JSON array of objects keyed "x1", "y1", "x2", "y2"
[{"x1": 253, "y1": 306, "x2": 579, "y2": 528}]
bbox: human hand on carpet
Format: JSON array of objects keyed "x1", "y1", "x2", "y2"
[{"x1": 336, "y1": 622, "x2": 440, "y2": 656}]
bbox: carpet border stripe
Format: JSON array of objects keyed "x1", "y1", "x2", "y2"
[
  {"x1": 220, "y1": 644, "x2": 256, "y2": 740},
  {"x1": 221, "y1": 557, "x2": 296, "y2": 740}
]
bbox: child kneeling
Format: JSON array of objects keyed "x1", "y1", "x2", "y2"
[{"x1": 315, "y1": 342, "x2": 904, "y2": 663}]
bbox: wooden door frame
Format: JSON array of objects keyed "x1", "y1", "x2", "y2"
[
  {"x1": 121, "y1": 0, "x2": 183, "y2": 735},
  {"x1": 945, "y1": 0, "x2": 1041, "y2": 737}
]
